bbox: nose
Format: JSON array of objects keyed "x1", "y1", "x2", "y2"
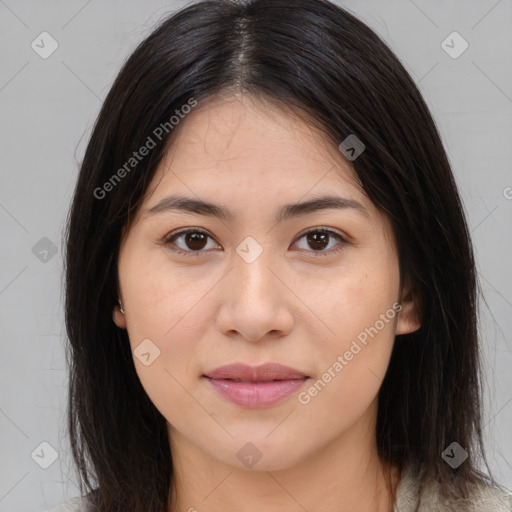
[{"x1": 215, "y1": 249, "x2": 294, "y2": 343}]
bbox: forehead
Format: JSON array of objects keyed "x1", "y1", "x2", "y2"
[{"x1": 144, "y1": 92, "x2": 365, "y2": 204}]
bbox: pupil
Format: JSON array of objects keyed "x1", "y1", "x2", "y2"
[
  {"x1": 308, "y1": 232, "x2": 328, "y2": 250},
  {"x1": 186, "y1": 232, "x2": 207, "y2": 250}
]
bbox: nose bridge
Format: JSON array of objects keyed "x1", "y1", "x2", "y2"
[
  {"x1": 232, "y1": 239, "x2": 278, "y2": 305},
  {"x1": 216, "y1": 238, "x2": 294, "y2": 341}
]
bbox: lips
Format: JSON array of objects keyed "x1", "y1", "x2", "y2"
[
  {"x1": 203, "y1": 363, "x2": 309, "y2": 408},
  {"x1": 204, "y1": 362, "x2": 308, "y2": 381}
]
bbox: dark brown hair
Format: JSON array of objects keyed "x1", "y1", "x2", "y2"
[{"x1": 64, "y1": 0, "x2": 494, "y2": 510}]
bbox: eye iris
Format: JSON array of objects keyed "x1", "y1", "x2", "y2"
[
  {"x1": 307, "y1": 232, "x2": 329, "y2": 250},
  {"x1": 186, "y1": 232, "x2": 208, "y2": 250}
]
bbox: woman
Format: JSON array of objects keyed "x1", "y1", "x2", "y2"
[{"x1": 50, "y1": 0, "x2": 512, "y2": 510}]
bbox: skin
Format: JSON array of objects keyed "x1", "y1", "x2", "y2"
[{"x1": 113, "y1": 91, "x2": 421, "y2": 512}]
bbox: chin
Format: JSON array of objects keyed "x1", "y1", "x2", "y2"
[{"x1": 214, "y1": 436, "x2": 307, "y2": 472}]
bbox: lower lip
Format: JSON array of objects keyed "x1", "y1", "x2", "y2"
[{"x1": 205, "y1": 377, "x2": 308, "y2": 408}]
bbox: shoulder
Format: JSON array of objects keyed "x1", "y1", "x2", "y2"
[
  {"x1": 395, "y1": 463, "x2": 512, "y2": 512},
  {"x1": 469, "y1": 481, "x2": 512, "y2": 511},
  {"x1": 44, "y1": 495, "x2": 91, "y2": 512}
]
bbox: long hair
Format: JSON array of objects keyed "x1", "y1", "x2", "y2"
[{"x1": 64, "y1": 1, "x2": 491, "y2": 510}]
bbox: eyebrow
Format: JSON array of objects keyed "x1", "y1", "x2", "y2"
[{"x1": 145, "y1": 193, "x2": 369, "y2": 222}]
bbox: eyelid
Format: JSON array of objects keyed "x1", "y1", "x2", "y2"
[
  {"x1": 292, "y1": 227, "x2": 348, "y2": 256},
  {"x1": 162, "y1": 226, "x2": 349, "y2": 257},
  {"x1": 162, "y1": 227, "x2": 219, "y2": 255}
]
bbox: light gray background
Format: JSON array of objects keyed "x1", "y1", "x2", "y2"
[{"x1": 0, "y1": 0, "x2": 511, "y2": 510}]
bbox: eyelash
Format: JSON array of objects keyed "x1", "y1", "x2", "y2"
[{"x1": 162, "y1": 227, "x2": 348, "y2": 258}]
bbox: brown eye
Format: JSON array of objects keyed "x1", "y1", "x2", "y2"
[
  {"x1": 164, "y1": 228, "x2": 219, "y2": 256},
  {"x1": 163, "y1": 227, "x2": 347, "y2": 258},
  {"x1": 183, "y1": 232, "x2": 208, "y2": 250},
  {"x1": 294, "y1": 228, "x2": 347, "y2": 256},
  {"x1": 306, "y1": 231, "x2": 329, "y2": 251}
]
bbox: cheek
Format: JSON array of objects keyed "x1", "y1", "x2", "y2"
[
  {"x1": 125, "y1": 282, "x2": 209, "y2": 378},
  {"x1": 120, "y1": 244, "x2": 214, "y2": 339},
  {"x1": 312, "y1": 259, "x2": 399, "y2": 341},
  {"x1": 122, "y1": 269, "x2": 209, "y2": 427},
  {"x1": 301, "y1": 254, "x2": 400, "y2": 404},
  {"x1": 299, "y1": 304, "x2": 399, "y2": 433},
  {"x1": 118, "y1": 249, "x2": 210, "y2": 402}
]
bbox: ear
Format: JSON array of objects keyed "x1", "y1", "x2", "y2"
[
  {"x1": 396, "y1": 280, "x2": 421, "y2": 335},
  {"x1": 113, "y1": 304, "x2": 127, "y2": 329}
]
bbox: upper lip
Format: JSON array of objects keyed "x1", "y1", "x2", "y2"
[{"x1": 204, "y1": 363, "x2": 308, "y2": 381}]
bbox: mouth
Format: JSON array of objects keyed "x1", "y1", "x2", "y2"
[
  {"x1": 204, "y1": 362, "x2": 308, "y2": 381},
  {"x1": 203, "y1": 362, "x2": 310, "y2": 408},
  {"x1": 215, "y1": 378, "x2": 300, "y2": 382}
]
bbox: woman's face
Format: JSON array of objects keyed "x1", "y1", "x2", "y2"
[{"x1": 114, "y1": 92, "x2": 420, "y2": 471}]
